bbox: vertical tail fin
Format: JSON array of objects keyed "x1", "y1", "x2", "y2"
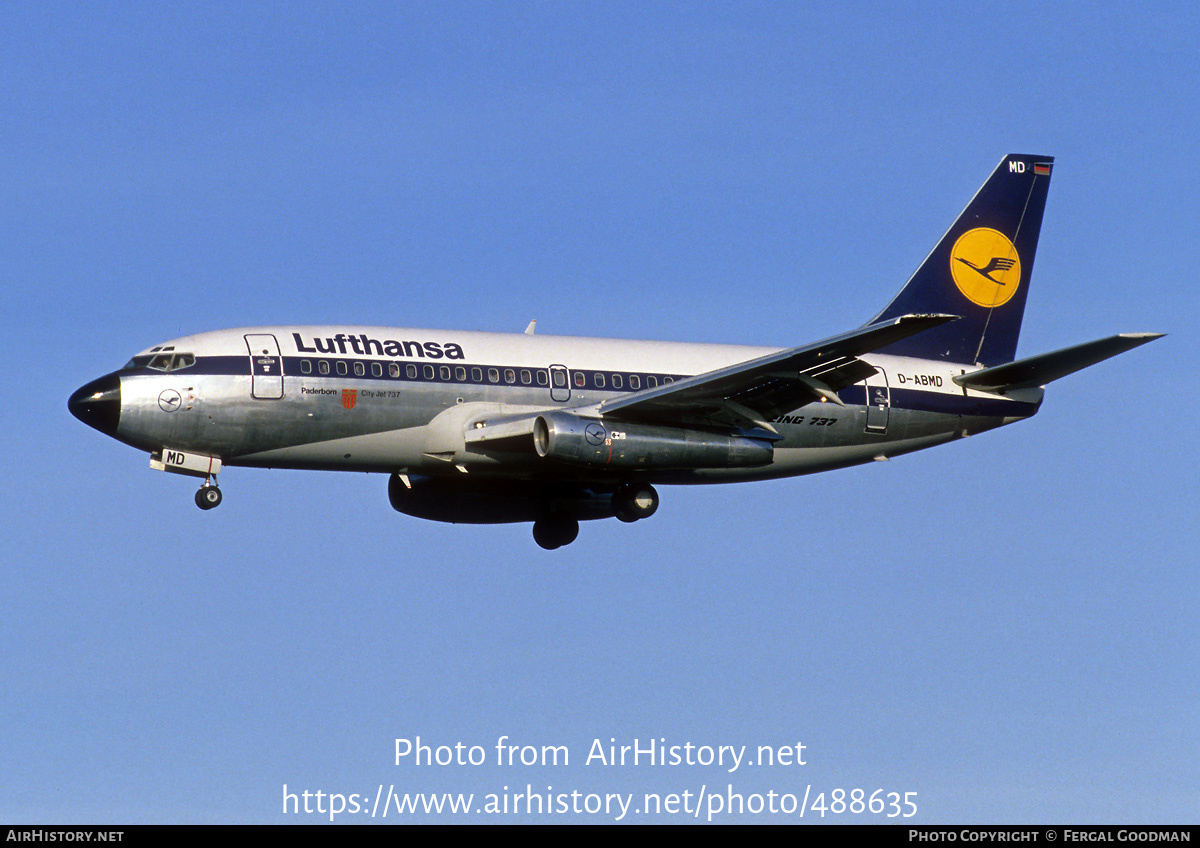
[{"x1": 869, "y1": 154, "x2": 1054, "y2": 365}]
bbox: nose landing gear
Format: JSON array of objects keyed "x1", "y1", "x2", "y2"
[{"x1": 195, "y1": 479, "x2": 222, "y2": 510}]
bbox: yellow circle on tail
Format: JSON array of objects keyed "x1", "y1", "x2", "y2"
[{"x1": 950, "y1": 228, "x2": 1021, "y2": 307}]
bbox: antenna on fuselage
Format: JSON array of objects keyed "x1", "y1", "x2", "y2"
[{"x1": 524, "y1": 319, "x2": 537, "y2": 335}]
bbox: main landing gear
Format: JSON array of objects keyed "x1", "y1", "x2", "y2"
[
  {"x1": 533, "y1": 514, "x2": 579, "y2": 550},
  {"x1": 195, "y1": 478, "x2": 222, "y2": 510},
  {"x1": 530, "y1": 483, "x2": 659, "y2": 550},
  {"x1": 613, "y1": 482, "x2": 659, "y2": 523}
]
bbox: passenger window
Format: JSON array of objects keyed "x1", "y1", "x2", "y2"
[
  {"x1": 663, "y1": 376, "x2": 674, "y2": 384},
  {"x1": 301, "y1": 360, "x2": 312, "y2": 374},
  {"x1": 573, "y1": 372, "x2": 585, "y2": 388},
  {"x1": 612, "y1": 374, "x2": 623, "y2": 389},
  {"x1": 319, "y1": 361, "x2": 330, "y2": 375},
  {"x1": 371, "y1": 362, "x2": 382, "y2": 377},
  {"x1": 336, "y1": 361, "x2": 347, "y2": 376},
  {"x1": 354, "y1": 362, "x2": 365, "y2": 376},
  {"x1": 629, "y1": 374, "x2": 640, "y2": 390},
  {"x1": 504, "y1": 369, "x2": 515, "y2": 384},
  {"x1": 440, "y1": 366, "x2": 451, "y2": 381},
  {"x1": 455, "y1": 366, "x2": 466, "y2": 381},
  {"x1": 538, "y1": 370, "x2": 549, "y2": 386},
  {"x1": 647, "y1": 376, "x2": 658, "y2": 388},
  {"x1": 471, "y1": 367, "x2": 483, "y2": 382},
  {"x1": 551, "y1": 370, "x2": 564, "y2": 387},
  {"x1": 488, "y1": 368, "x2": 499, "y2": 383},
  {"x1": 594, "y1": 373, "x2": 605, "y2": 388},
  {"x1": 520, "y1": 369, "x2": 531, "y2": 385},
  {"x1": 423, "y1": 365, "x2": 435, "y2": 380},
  {"x1": 406, "y1": 364, "x2": 417, "y2": 379},
  {"x1": 390, "y1": 363, "x2": 400, "y2": 378}
]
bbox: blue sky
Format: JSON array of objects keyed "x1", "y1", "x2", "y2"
[{"x1": 3, "y1": 1, "x2": 1196, "y2": 823}]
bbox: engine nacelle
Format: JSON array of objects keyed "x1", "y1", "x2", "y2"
[
  {"x1": 388, "y1": 474, "x2": 617, "y2": 524},
  {"x1": 532, "y1": 411, "x2": 773, "y2": 470}
]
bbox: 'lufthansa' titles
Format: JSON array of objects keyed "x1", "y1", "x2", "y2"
[{"x1": 293, "y1": 332, "x2": 465, "y2": 359}]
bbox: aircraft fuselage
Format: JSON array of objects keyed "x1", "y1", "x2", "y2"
[{"x1": 81, "y1": 325, "x2": 1041, "y2": 483}]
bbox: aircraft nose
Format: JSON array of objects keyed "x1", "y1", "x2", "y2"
[{"x1": 69, "y1": 373, "x2": 122, "y2": 436}]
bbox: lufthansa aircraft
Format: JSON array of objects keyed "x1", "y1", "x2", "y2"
[{"x1": 70, "y1": 155, "x2": 1160, "y2": 549}]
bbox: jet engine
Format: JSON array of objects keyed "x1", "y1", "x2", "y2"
[{"x1": 532, "y1": 411, "x2": 773, "y2": 470}]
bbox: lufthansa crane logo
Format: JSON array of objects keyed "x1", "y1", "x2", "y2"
[
  {"x1": 158, "y1": 389, "x2": 182, "y2": 412},
  {"x1": 584, "y1": 422, "x2": 607, "y2": 446},
  {"x1": 950, "y1": 228, "x2": 1021, "y2": 307}
]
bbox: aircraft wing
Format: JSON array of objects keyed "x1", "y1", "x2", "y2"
[
  {"x1": 461, "y1": 313, "x2": 956, "y2": 447},
  {"x1": 594, "y1": 313, "x2": 957, "y2": 433}
]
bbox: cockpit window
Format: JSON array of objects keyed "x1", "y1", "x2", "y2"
[{"x1": 126, "y1": 352, "x2": 196, "y2": 372}]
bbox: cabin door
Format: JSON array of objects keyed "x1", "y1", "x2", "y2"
[
  {"x1": 864, "y1": 368, "x2": 889, "y2": 433},
  {"x1": 245, "y1": 333, "x2": 284, "y2": 399}
]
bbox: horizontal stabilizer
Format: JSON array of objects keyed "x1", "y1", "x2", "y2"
[{"x1": 952, "y1": 333, "x2": 1164, "y2": 393}]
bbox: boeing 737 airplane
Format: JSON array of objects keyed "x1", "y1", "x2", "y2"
[{"x1": 70, "y1": 154, "x2": 1161, "y2": 548}]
